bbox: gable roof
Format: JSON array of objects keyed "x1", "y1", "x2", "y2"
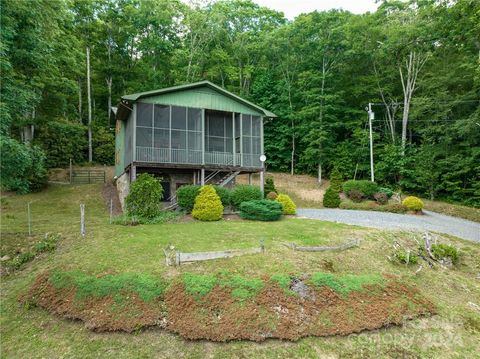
[{"x1": 120, "y1": 80, "x2": 276, "y2": 118}]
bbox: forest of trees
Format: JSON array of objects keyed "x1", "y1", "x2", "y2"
[{"x1": 1, "y1": 0, "x2": 479, "y2": 206}]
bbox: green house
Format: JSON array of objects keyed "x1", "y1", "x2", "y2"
[{"x1": 113, "y1": 80, "x2": 276, "y2": 203}]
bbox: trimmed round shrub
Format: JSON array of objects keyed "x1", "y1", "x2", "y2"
[
  {"x1": 347, "y1": 189, "x2": 365, "y2": 203},
  {"x1": 323, "y1": 187, "x2": 341, "y2": 208},
  {"x1": 213, "y1": 185, "x2": 231, "y2": 207},
  {"x1": 176, "y1": 185, "x2": 200, "y2": 212},
  {"x1": 276, "y1": 194, "x2": 296, "y2": 215},
  {"x1": 342, "y1": 180, "x2": 379, "y2": 199},
  {"x1": 266, "y1": 191, "x2": 278, "y2": 200},
  {"x1": 192, "y1": 185, "x2": 224, "y2": 221},
  {"x1": 126, "y1": 173, "x2": 163, "y2": 219},
  {"x1": 264, "y1": 177, "x2": 277, "y2": 195},
  {"x1": 239, "y1": 200, "x2": 283, "y2": 221},
  {"x1": 373, "y1": 192, "x2": 388, "y2": 205},
  {"x1": 402, "y1": 196, "x2": 424, "y2": 211},
  {"x1": 230, "y1": 185, "x2": 262, "y2": 209}
]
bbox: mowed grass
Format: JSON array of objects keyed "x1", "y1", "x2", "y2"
[{"x1": 1, "y1": 184, "x2": 480, "y2": 358}]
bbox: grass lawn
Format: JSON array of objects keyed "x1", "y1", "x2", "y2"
[{"x1": 1, "y1": 184, "x2": 480, "y2": 358}]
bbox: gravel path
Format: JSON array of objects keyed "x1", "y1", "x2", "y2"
[{"x1": 297, "y1": 208, "x2": 480, "y2": 243}]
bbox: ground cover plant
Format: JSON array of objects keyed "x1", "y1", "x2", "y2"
[
  {"x1": 1, "y1": 184, "x2": 479, "y2": 358},
  {"x1": 22, "y1": 269, "x2": 435, "y2": 341}
]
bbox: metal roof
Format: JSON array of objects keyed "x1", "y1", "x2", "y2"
[{"x1": 120, "y1": 80, "x2": 277, "y2": 118}]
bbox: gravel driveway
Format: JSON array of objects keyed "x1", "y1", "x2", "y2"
[{"x1": 297, "y1": 208, "x2": 480, "y2": 243}]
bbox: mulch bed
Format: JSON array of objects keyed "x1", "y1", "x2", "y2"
[{"x1": 21, "y1": 272, "x2": 435, "y2": 342}]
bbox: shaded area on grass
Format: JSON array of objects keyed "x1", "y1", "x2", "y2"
[{"x1": 22, "y1": 269, "x2": 435, "y2": 342}]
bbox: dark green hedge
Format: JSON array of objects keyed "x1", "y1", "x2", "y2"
[
  {"x1": 176, "y1": 185, "x2": 201, "y2": 212},
  {"x1": 231, "y1": 185, "x2": 262, "y2": 209},
  {"x1": 239, "y1": 200, "x2": 283, "y2": 221},
  {"x1": 342, "y1": 180, "x2": 379, "y2": 198}
]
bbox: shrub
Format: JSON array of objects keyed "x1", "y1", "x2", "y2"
[
  {"x1": 373, "y1": 192, "x2": 388, "y2": 205},
  {"x1": 276, "y1": 194, "x2": 296, "y2": 214},
  {"x1": 192, "y1": 185, "x2": 224, "y2": 221},
  {"x1": 323, "y1": 187, "x2": 341, "y2": 208},
  {"x1": 393, "y1": 249, "x2": 418, "y2": 265},
  {"x1": 342, "y1": 180, "x2": 379, "y2": 199},
  {"x1": 264, "y1": 177, "x2": 277, "y2": 195},
  {"x1": 0, "y1": 136, "x2": 48, "y2": 194},
  {"x1": 176, "y1": 185, "x2": 200, "y2": 212},
  {"x1": 339, "y1": 201, "x2": 408, "y2": 214},
  {"x1": 431, "y1": 244, "x2": 459, "y2": 263},
  {"x1": 239, "y1": 200, "x2": 283, "y2": 221},
  {"x1": 213, "y1": 185, "x2": 231, "y2": 207},
  {"x1": 230, "y1": 185, "x2": 262, "y2": 209},
  {"x1": 125, "y1": 173, "x2": 163, "y2": 219},
  {"x1": 347, "y1": 189, "x2": 365, "y2": 203},
  {"x1": 266, "y1": 191, "x2": 278, "y2": 200},
  {"x1": 402, "y1": 196, "x2": 424, "y2": 211},
  {"x1": 329, "y1": 167, "x2": 343, "y2": 192},
  {"x1": 378, "y1": 187, "x2": 394, "y2": 198}
]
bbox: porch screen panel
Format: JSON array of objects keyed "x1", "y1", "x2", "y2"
[
  {"x1": 242, "y1": 115, "x2": 261, "y2": 167},
  {"x1": 187, "y1": 108, "x2": 202, "y2": 163},
  {"x1": 206, "y1": 110, "x2": 233, "y2": 153}
]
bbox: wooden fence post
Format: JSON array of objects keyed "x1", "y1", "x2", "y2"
[
  {"x1": 80, "y1": 204, "x2": 86, "y2": 237},
  {"x1": 109, "y1": 198, "x2": 113, "y2": 224},
  {"x1": 27, "y1": 202, "x2": 32, "y2": 236}
]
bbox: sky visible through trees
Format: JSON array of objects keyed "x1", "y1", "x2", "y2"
[{"x1": 1, "y1": 0, "x2": 479, "y2": 206}]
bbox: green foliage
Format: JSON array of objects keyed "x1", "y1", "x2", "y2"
[
  {"x1": 402, "y1": 196, "x2": 424, "y2": 211},
  {"x1": 212, "y1": 185, "x2": 231, "y2": 207},
  {"x1": 373, "y1": 192, "x2": 388, "y2": 205},
  {"x1": 92, "y1": 126, "x2": 114, "y2": 165},
  {"x1": 230, "y1": 185, "x2": 262, "y2": 209},
  {"x1": 111, "y1": 211, "x2": 179, "y2": 226},
  {"x1": 323, "y1": 187, "x2": 340, "y2": 208},
  {"x1": 393, "y1": 249, "x2": 418, "y2": 265},
  {"x1": 276, "y1": 193, "x2": 296, "y2": 214},
  {"x1": 239, "y1": 199, "x2": 283, "y2": 221},
  {"x1": 310, "y1": 272, "x2": 384, "y2": 296},
  {"x1": 182, "y1": 273, "x2": 217, "y2": 299},
  {"x1": 33, "y1": 233, "x2": 60, "y2": 253},
  {"x1": 264, "y1": 177, "x2": 277, "y2": 195},
  {"x1": 431, "y1": 244, "x2": 459, "y2": 264},
  {"x1": 343, "y1": 180, "x2": 379, "y2": 199},
  {"x1": 35, "y1": 121, "x2": 87, "y2": 168},
  {"x1": 125, "y1": 174, "x2": 164, "y2": 219},
  {"x1": 339, "y1": 201, "x2": 408, "y2": 214},
  {"x1": 176, "y1": 185, "x2": 200, "y2": 212},
  {"x1": 192, "y1": 185, "x2": 224, "y2": 221},
  {"x1": 49, "y1": 270, "x2": 167, "y2": 302},
  {"x1": 378, "y1": 187, "x2": 394, "y2": 198},
  {"x1": 270, "y1": 274, "x2": 296, "y2": 295},
  {"x1": 0, "y1": 136, "x2": 48, "y2": 194},
  {"x1": 5, "y1": 233, "x2": 60, "y2": 271},
  {"x1": 329, "y1": 167, "x2": 343, "y2": 192},
  {"x1": 221, "y1": 275, "x2": 264, "y2": 301}
]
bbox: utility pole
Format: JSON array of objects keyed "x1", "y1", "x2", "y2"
[{"x1": 368, "y1": 103, "x2": 375, "y2": 182}]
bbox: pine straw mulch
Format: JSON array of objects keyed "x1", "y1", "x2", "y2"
[{"x1": 21, "y1": 271, "x2": 436, "y2": 342}]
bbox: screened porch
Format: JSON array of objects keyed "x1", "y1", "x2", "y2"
[{"x1": 133, "y1": 103, "x2": 262, "y2": 168}]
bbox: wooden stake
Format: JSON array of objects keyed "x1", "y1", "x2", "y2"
[{"x1": 80, "y1": 204, "x2": 86, "y2": 237}]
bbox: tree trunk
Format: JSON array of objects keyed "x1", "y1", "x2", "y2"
[
  {"x1": 78, "y1": 79, "x2": 82, "y2": 123},
  {"x1": 106, "y1": 76, "x2": 112, "y2": 123},
  {"x1": 87, "y1": 46, "x2": 92, "y2": 163}
]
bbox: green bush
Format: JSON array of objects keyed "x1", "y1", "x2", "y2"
[
  {"x1": 402, "y1": 196, "x2": 424, "y2": 211},
  {"x1": 125, "y1": 173, "x2": 163, "y2": 219},
  {"x1": 176, "y1": 185, "x2": 200, "y2": 212},
  {"x1": 431, "y1": 244, "x2": 459, "y2": 263},
  {"x1": 230, "y1": 185, "x2": 262, "y2": 209},
  {"x1": 329, "y1": 167, "x2": 343, "y2": 192},
  {"x1": 276, "y1": 193, "x2": 296, "y2": 214},
  {"x1": 339, "y1": 200, "x2": 408, "y2": 214},
  {"x1": 264, "y1": 177, "x2": 277, "y2": 195},
  {"x1": 213, "y1": 185, "x2": 231, "y2": 207},
  {"x1": 239, "y1": 200, "x2": 283, "y2": 221},
  {"x1": 92, "y1": 126, "x2": 114, "y2": 165},
  {"x1": 323, "y1": 187, "x2": 341, "y2": 208},
  {"x1": 378, "y1": 187, "x2": 394, "y2": 198},
  {"x1": 393, "y1": 249, "x2": 418, "y2": 265},
  {"x1": 192, "y1": 185, "x2": 224, "y2": 221},
  {"x1": 342, "y1": 180, "x2": 379, "y2": 199},
  {"x1": 0, "y1": 135, "x2": 48, "y2": 194}
]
